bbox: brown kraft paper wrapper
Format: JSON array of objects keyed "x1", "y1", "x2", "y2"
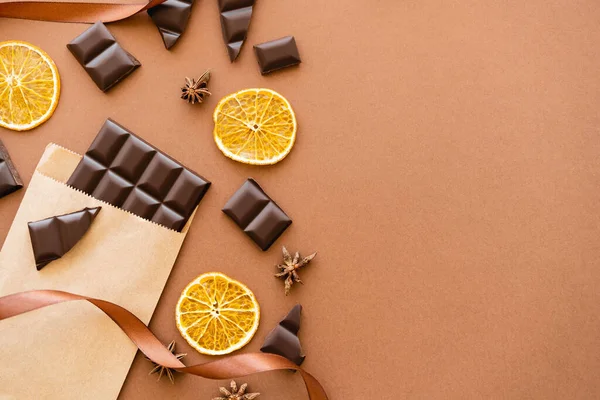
[{"x1": 0, "y1": 144, "x2": 194, "y2": 399}]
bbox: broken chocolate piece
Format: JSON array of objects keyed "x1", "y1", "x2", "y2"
[
  {"x1": 147, "y1": 0, "x2": 195, "y2": 50},
  {"x1": 222, "y1": 178, "x2": 291, "y2": 251},
  {"x1": 28, "y1": 207, "x2": 101, "y2": 270},
  {"x1": 260, "y1": 304, "x2": 305, "y2": 365},
  {"x1": 67, "y1": 22, "x2": 141, "y2": 92},
  {"x1": 254, "y1": 36, "x2": 301, "y2": 74},
  {"x1": 0, "y1": 139, "x2": 23, "y2": 199},
  {"x1": 218, "y1": 0, "x2": 255, "y2": 62},
  {"x1": 67, "y1": 119, "x2": 211, "y2": 232}
]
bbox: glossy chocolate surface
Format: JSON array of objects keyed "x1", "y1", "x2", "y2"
[
  {"x1": 67, "y1": 22, "x2": 141, "y2": 92},
  {"x1": 147, "y1": 0, "x2": 195, "y2": 50},
  {"x1": 67, "y1": 119, "x2": 210, "y2": 231},
  {"x1": 0, "y1": 139, "x2": 23, "y2": 199},
  {"x1": 261, "y1": 304, "x2": 305, "y2": 365},
  {"x1": 254, "y1": 36, "x2": 301, "y2": 74},
  {"x1": 222, "y1": 178, "x2": 291, "y2": 251},
  {"x1": 218, "y1": 0, "x2": 255, "y2": 62},
  {"x1": 28, "y1": 207, "x2": 101, "y2": 270}
]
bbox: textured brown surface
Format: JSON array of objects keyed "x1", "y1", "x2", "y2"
[{"x1": 1, "y1": 1, "x2": 600, "y2": 398}]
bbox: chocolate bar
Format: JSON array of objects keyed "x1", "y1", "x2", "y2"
[
  {"x1": 67, "y1": 119, "x2": 210, "y2": 232},
  {"x1": 218, "y1": 0, "x2": 255, "y2": 62},
  {"x1": 222, "y1": 178, "x2": 291, "y2": 251},
  {"x1": 261, "y1": 304, "x2": 305, "y2": 365},
  {"x1": 0, "y1": 139, "x2": 23, "y2": 199},
  {"x1": 254, "y1": 36, "x2": 301, "y2": 74},
  {"x1": 67, "y1": 22, "x2": 141, "y2": 92},
  {"x1": 148, "y1": 0, "x2": 195, "y2": 50},
  {"x1": 28, "y1": 207, "x2": 101, "y2": 270}
]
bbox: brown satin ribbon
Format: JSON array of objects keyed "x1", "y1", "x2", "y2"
[
  {"x1": 0, "y1": 0, "x2": 165, "y2": 23},
  {"x1": 0, "y1": 290, "x2": 329, "y2": 400}
]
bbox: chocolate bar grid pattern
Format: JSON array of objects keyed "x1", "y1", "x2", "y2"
[
  {"x1": 67, "y1": 119, "x2": 210, "y2": 232},
  {"x1": 147, "y1": 0, "x2": 194, "y2": 49},
  {"x1": 222, "y1": 178, "x2": 291, "y2": 251},
  {"x1": 67, "y1": 22, "x2": 140, "y2": 92}
]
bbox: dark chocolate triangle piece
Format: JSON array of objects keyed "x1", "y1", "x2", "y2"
[
  {"x1": 218, "y1": 0, "x2": 254, "y2": 62},
  {"x1": 0, "y1": 139, "x2": 23, "y2": 199},
  {"x1": 28, "y1": 207, "x2": 101, "y2": 271},
  {"x1": 161, "y1": 31, "x2": 180, "y2": 50},
  {"x1": 279, "y1": 303, "x2": 302, "y2": 334},
  {"x1": 148, "y1": 0, "x2": 195, "y2": 50},
  {"x1": 260, "y1": 304, "x2": 305, "y2": 365},
  {"x1": 227, "y1": 40, "x2": 244, "y2": 62}
]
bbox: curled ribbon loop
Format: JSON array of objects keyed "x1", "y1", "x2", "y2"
[
  {"x1": 0, "y1": 0, "x2": 166, "y2": 23},
  {"x1": 0, "y1": 290, "x2": 329, "y2": 400}
]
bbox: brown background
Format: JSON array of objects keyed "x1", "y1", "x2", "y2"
[{"x1": 2, "y1": 0, "x2": 600, "y2": 398}]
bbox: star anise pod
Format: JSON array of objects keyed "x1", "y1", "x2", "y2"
[
  {"x1": 145, "y1": 340, "x2": 186, "y2": 384},
  {"x1": 212, "y1": 380, "x2": 260, "y2": 400},
  {"x1": 181, "y1": 70, "x2": 211, "y2": 104},
  {"x1": 275, "y1": 246, "x2": 317, "y2": 295}
]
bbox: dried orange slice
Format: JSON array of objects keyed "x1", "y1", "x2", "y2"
[
  {"x1": 175, "y1": 272, "x2": 260, "y2": 355},
  {"x1": 0, "y1": 41, "x2": 60, "y2": 131},
  {"x1": 213, "y1": 88, "x2": 297, "y2": 165}
]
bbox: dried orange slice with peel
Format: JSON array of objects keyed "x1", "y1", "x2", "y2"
[
  {"x1": 176, "y1": 272, "x2": 260, "y2": 355},
  {"x1": 0, "y1": 41, "x2": 60, "y2": 131},
  {"x1": 213, "y1": 88, "x2": 297, "y2": 165}
]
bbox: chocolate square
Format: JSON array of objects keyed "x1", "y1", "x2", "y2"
[
  {"x1": 67, "y1": 119, "x2": 210, "y2": 231},
  {"x1": 122, "y1": 188, "x2": 161, "y2": 218},
  {"x1": 222, "y1": 178, "x2": 291, "y2": 251},
  {"x1": 92, "y1": 171, "x2": 135, "y2": 205},
  {"x1": 67, "y1": 22, "x2": 141, "y2": 92},
  {"x1": 0, "y1": 139, "x2": 23, "y2": 199},
  {"x1": 254, "y1": 36, "x2": 301, "y2": 74}
]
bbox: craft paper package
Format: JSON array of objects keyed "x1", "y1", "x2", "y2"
[{"x1": 0, "y1": 144, "x2": 193, "y2": 399}]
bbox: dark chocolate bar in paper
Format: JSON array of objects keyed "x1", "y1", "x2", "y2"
[
  {"x1": 222, "y1": 178, "x2": 291, "y2": 251},
  {"x1": 67, "y1": 22, "x2": 140, "y2": 92},
  {"x1": 218, "y1": 0, "x2": 255, "y2": 62},
  {"x1": 0, "y1": 139, "x2": 23, "y2": 199},
  {"x1": 67, "y1": 119, "x2": 210, "y2": 232},
  {"x1": 148, "y1": 0, "x2": 195, "y2": 50}
]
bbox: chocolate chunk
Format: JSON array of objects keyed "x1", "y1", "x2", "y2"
[
  {"x1": 28, "y1": 207, "x2": 101, "y2": 270},
  {"x1": 147, "y1": 0, "x2": 195, "y2": 50},
  {"x1": 222, "y1": 178, "x2": 291, "y2": 251},
  {"x1": 261, "y1": 304, "x2": 305, "y2": 365},
  {"x1": 254, "y1": 36, "x2": 301, "y2": 74},
  {"x1": 67, "y1": 22, "x2": 141, "y2": 92},
  {"x1": 218, "y1": 0, "x2": 255, "y2": 62},
  {"x1": 67, "y1": 119, "x2": 210, "y2": 232},
  {"x1": 0, "y1": 139, "x2": 23, "y2": 199}
]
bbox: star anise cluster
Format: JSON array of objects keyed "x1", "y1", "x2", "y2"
[
  {"x1": 145, "y1": 340, "x2": 186, "y2": 384},
  {"x1": 275, "y1": 246, "x2": 317, "y2": 295},
  {"x1": 212, "y1": 380, "x2": 260, "y2": 400},
  {"x1": 181, "y1": 70, "x2": 211, "y2": 104}
]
